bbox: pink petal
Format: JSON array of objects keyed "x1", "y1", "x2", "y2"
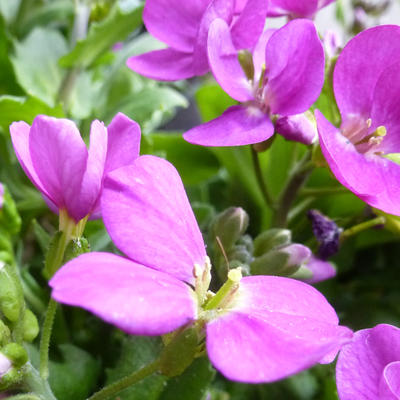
[
  {"x1": 316, "y1": 110, "x2": 400, "y2": 216},
  {"x1": 102, "y1": 156, "x2": 207, "y2": 284},
  {"x1": 207, "y1": 19, "x2": 253, "y2": 102},
  {"x1": 336, "y1": 324, "x2": 400, "y2": 400},
  {"x1": 267, "y1": 0, "x2": 319, "y2": 18},
  {"x1": 50, "y1": 252, "x2": 197, "y2": 336},
  {"x1": 230, "y1": 0, "x2": 269, "y2": 50},
  {"x1": 275, "y1": 113, "x2": 317, "y2": 145},
  {"x1": 143, "y1": 0, "x2": 208, "y2": 52},
  {"x1": 206, "y1": 275, "x2": 352, "y2": 382},
  {"x1": 252, "y1": 29, "x2": 276, "y2": 82},
  {"x1": 264, "y1": 19, "x2": 325, "y2": 116},
  {"x1": 10, "y1": 121, "x2": 51, "y2": 200},
  {"x1": 183, "y1": 105, "x2": 274, "y2": 147},
  {"x1": 28, "y1": 116, "x2": 89, "y2": 221},
  {"x1": 334, "y1": 25, "x2": 400, "y2": 125},
  {"x1": 127, "y1": 48, "x2": 197, "y2": 81},
  {"x1": 303, "y1": 256, "x2": 336, "y2": 284}
]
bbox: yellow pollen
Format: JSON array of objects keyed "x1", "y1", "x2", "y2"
[{"x1": 375, "y1": 126, "x2": 387, "y2": 137}]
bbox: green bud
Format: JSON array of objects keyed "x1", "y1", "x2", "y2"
[
  {"x1": 0, "y1": 320, "x2": 11, "y2": 346},
  {"x1": 0, "y1": 264, "x2": 21, "y2": 322},
  {"x1": 0, "y1": 364, "x2": 19, "y2": 391},
  {"x1": 159, "y1": 326, "x2": 199, "y2": 377},
  {"x1": 253, "y1": 229, "x2": 292, "y2": 257},
  {"x1": 64, "y1": 237, "x2": 90, "y2": 263},
  {"x1": 1, "y1": 343, "x2": 28, "y2": 367},
  {"x1": 23, "y1": 309, "x2": 39, "y2": 343},
  {"x1": 290, "y1": 265, "x2": 314, "y2": 281},
  {"x1": 0, "y1": 251, "x2": 13, "y2": 266},
  {"x1": 227, "y1": 245, "x2": 253, "y2": 266},
  {"x1": 0, "y1": 185, "x2": 21, "y2": 236},
  {"x1": 211, "y1": 207, "x2": 249, "y2": 252}
]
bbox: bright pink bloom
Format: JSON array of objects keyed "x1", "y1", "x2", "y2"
[
  {"x1": 50, "y1": 156, "x2": 351, "y2": 383},
  {"x1": 268, "y1": 0, "x2": 335, "y2": 18},
  {"x1": 10, "y1": 113, "x2": 140, "y2": 222},
  {"x1": 184, "y1": 19, "x2": 324, "y2": 146},
  {"x1": 336, "y1": 324, "x2": 400, "y2": 400},
  {"x1": 127, "y1": 0, "x2": 268, "y2": 81},
  {"x1": 316, "y1": 26, "x2": 400, "y2": 216}
]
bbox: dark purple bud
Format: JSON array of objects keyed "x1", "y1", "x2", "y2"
[{"x1": 307, "y1": 210, "x2": 342, "y2": 260}]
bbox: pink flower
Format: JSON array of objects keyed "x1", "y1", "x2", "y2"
[
  {"x1": 10, "y1": 113, "x2": 141, "y2": 222},
  {"x1": 268, "y1": 0, "x2": 336, "y2": 18},
  {"x1": 50, "y1": 156, "x2": 352, "y2": 383}
]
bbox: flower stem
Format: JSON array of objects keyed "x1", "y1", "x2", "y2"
[
  {"x1": 87, "y1": 360, "x2": 161, "y2": 400},
  {"x1": 39, "y1": 298, "x2": 58, "y2": 380},
  {"x1": 21, "y1": 363, "x2": 57, "y2": 400},
  {"x1": 250, "y1": 146, "x2": 275, "y2": 210},
  {"x1": 340, "y1": 216, "x2": 386, "y2": 242}
]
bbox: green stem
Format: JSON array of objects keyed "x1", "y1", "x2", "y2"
[
  {"x1": 87, "y1": 360, "x2": 161, "y2": 400},
  {"x1": 21, "y1": 363, "x2": 57, "y2": 400},
  {"x1": 250, "y1": 146, "x2": 275, "y2": 210},
  {"x1": 340, "y1": 216, "x2": 386, "y2": 242},
  {"x1": 273, "y1": 153, "x2": 314, "y2": 228},
  {"x1": 39, "y1": 298, "x2": 58, "y2": 380}
]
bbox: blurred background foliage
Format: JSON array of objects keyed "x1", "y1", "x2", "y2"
[{"x1": 0, "y1": 0, "x2": 399, "y2": 399}]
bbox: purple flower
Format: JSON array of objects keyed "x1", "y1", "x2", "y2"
[
  {"x1": 268, "y1": 0, "x2": 336, "y2": 18},
  {"x1": 127, "y1": 0, "x2": 268, "y2": 81},
  {"x1": 316, "y1": 26, "x2": 400, "y2": 216},
  {"x1": 336, "y1": 324, "x2": 400, "y2": 400},
  {"x1": 183, "y1": 19, "x2": 324, "y2": 146},
  {"x1": 301, "y1": 256, "x2": 336, "y2": 284},
  {"x1": 50, "y1": 155, "x2": 352, "y2": 383},
  {"x1": 10, "y1": 113, "x2": 140, "y2": 222}
]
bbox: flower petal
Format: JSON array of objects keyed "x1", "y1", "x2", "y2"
[
  {"x1": 10, "y1": 121, "x2": 50, "y2": 200},
  {"x1": 102, "y1": 156, "x2": 207, "y2": 284},
  {"x1": 206, "y1": 275, "x2": 352, "y2": 383},
  {"x1": 267, "y1": 0, "x2": 319, "y2": 18},
  {"x1": 303, "y1": 256, "x2": 336, "y2": 284},
  {"x1": 127, "y1": 48, "x2": 196, "y2": 81},
  {"x1": 316, "y1": 110, "x2": 400, "y2": 216},
  {"x1": 336, "y1": 324, "x2": 400, "y2": 400},
  {"x1": 334, "y1": 25, "x2": 400, "y2": 124},
  {"x1": 143, "y1": 0, "x2": 208, "y2": 52},
  {"x1": 264, "y1": 19, "x2": 324, "y2": 116},
  {"x1": 207, "y1": 19, "x2": 253, "y2": 102},
  {"x1": 275, "y1": 113, "x2": 317, "y2": 145},
  {"x1": 28, "y1": 116, "x2": 89, "y2": 221},
  {"x1": 183, "y1": 105, "x2": 274, "y2": 147},
  {"x1": 230, "y1": 0, "x2": 269, "y2": 50},
  {"x1": 381, "y1": 361, "x2": 400, "y2": 399},
  {"x1": 50, "y1": 252, "x2": 197, "y2": 336}
]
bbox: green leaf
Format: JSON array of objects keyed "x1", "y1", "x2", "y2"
[
  {"x1": 59, "y1": 4, "x2": 143, "y2": 69},
  {"x1": 145, "y1": 132, "x2": 220, "y2": 185},
  {"x1": 106, "y1": 335, "x2": 166, "y2": 400},
  {"x1": 11, "y1": 27, "x2": 68, "y2": 106},
  {"x1": 0, "y1": 95, "x2": 63, "y2": 133},
  {"x1": 160, "y1": 357, "x2": 216, "y2": 400},
  {"x1": 0, "y1": 0, "x2": 20, "y2": 23}
]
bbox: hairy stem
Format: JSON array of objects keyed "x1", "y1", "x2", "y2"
[{"x1": 340, "y1": 216, "x2": 386, "y2": 242}]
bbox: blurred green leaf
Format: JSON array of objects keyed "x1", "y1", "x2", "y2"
[
  {"x1": 60, "y1": 4, "x2": 143, "y2": 69},
  {"x1": 106, "y1": 335, "x2": 166, "y2": 400},
  {"x1": 160, "y1": 357, "x2": 216, "y2": 400},
  {"x1": 0, "y1": 95, "x2": 64, "y2": 133},
  {"x1": 0, "y1": 0, "x2": 20, "y2": 23},
  {"x1": 11, "y1": 27, "x2": 68, "y2": 106}
]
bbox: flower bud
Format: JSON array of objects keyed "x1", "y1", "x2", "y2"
[
  {"x1": 0, "y1": 263, "x2": 21, "y2": 322},
  {"x1": 0, "y1": 184, "x2": 21, "y2": 236},
  {"x1": 0, "y1": 352, "x2": 12, "y2": 379},
  {"x1": 23, "y1": 309, "x2": 39, "y2": 343},
  {"x1": 0, "y1": 321, "x2": 10, "y2": 346},
  {"x1": 251, "y1": 244, "x2": 311, "y2": 276},
  {"x1": 1, "y1": 343, "x2": 28, "y2": 368},
  {"x1": 275, "y1": 112, "x2": 317, "y2": 145},
  {"x1": 253, "y1": 229, "x2": 291, "y2": 257},
  {"x1": 211, "y1": 207, "x2": 249, "y2": 252},
  {"x1": 291, "y1": 256, "x2": 336, "y2": 284}
]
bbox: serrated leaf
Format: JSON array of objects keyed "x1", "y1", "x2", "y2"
[
  {"x1": 160, "y1": 357, "x2": 216, "y2": 400},
  {"x1": 0, "y1": 95, "x2": 63, "y2": 133},
  {"x1": 59, "y1": 4, "x2": 143, "y2": 69},
  {"x1": 11, "y1": 27, "x2": 68, "y2": 106}
]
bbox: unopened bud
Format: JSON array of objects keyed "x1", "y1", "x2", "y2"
[
  {"x1": 0, "y1": 184, "x2": 21, "y2": 236},
  {"x1": 0, "y1": 264, "x2": 21, "y2": 322},
  {"x1": 0, "y1": 352, "x2": 12, "y2": 379},
  {"x1": 275, "y1": 112, "x2": 317, "y2": 145},
  {"x1": 211, "y1": 207, "x2": 249, "y2": 251},
  {"x1": 251, "y1": 244, "x2": 311, "y2": 276},
  {"x1": 0, "y1": 321, "x2": 10, "y2": 346},
  {"x1": 253, "y1": 229, "x2": 291, "y2": 257},
  {"x1": 23, "y1": 309, "x2": 39, "y2": 343},
  {"x1": 1, "y1": 343, "x2": 28, "y2": 368}
]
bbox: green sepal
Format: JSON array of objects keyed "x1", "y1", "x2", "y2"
[
  {"x1": 0, "y1": 185, "x2": 21, "y2": 236},
  {"x1": 251, "y1": 249, "x2": 301, "y2": 277},
  {"x1": 0, "y1": 264, "x2": 21, "y2": 322},
  {"x1": 159, "y1": 326, "x2": 200, "y2": 378},
  {"x1": 0, "y1": 319, "x2": 11, "y2": 345},
  {"x1": 64, "y1": 237, "x2": 90, "y2": 263},
  {"x1": 43, "y1": 231, "x2": 69, "y2": 279},
  {"x1": 23, "y1": 309, "x2": 39, "y2": 343},
  {"x1": 2, "y1": 342, "x2": 28, "y2": 367},
  {"x1": 253, "y1": 229, "x2": 292, "y2": 257},
  {"x1": 0, "y1": 366, "x2": 21, "y2": 391}
]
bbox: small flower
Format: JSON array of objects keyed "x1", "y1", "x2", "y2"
[
  {"x1": 127, "y1": 0, "x2": 268, "y2": 81},
  {"x1": 10, "y1": 113, "x2": 141, "y2": 223},
  {"x1": 336, "y1": 324, "x2": 400, "y2": 400},
  {"x1": 183, "y1": 19, "x2": 324, "y2": 146},
  {"x1": 316, "y1": 25, "x2": 400, "y2": 216},
  {"x1": 268, "y1": 0, "x2": 336, "y2": 19},
  {"x1": 50, "y1": 156, "x2": 352, "y2": 383}
]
